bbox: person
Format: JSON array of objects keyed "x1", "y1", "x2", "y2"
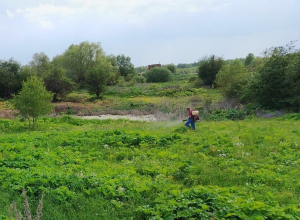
[{"x1": 185, "y1": 107, "x2": 197, "y2": 130}]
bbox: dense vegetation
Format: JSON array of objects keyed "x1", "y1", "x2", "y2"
[
  {"x1": 1, "y1": 40, "x2": 300, "y2": 219},
  {"x1": 1, "y1": 41, "x2": 300, "y2": 113},
  {"x1": 0, "y1": 114, "x2": 300, "y2": 219}
]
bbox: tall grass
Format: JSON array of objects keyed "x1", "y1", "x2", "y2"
[{"x1": 0, "y1": 116, "x2": 300, "y2": 219}]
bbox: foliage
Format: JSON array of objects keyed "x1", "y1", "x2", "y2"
[
  {"x1": 61, "y1": 41, "x2": 105, "y2": 86},
  {"x1": 43, "y1": 66, "x2": 74, "y2": 101},
  {"x1": 253, "y1": 43, "x2": 300, "y2": 109},
  {"x1": 177, "y1": 62, "x2": 198, "y2": 68},
  {"x1": 116, "y1": 54, "x2": 136, "y2": 79},
  {"x1": 85, "y1": 57, "x2": 114, "y2": 98},
  {"x1": 0, "y1": 116, "x2": 300, "y2": 219},
  {"x1": 216, "y1": 59, "x2": 247, "y2": 100},
  {"x1": 177, "y1": 66, "x2": 198, "y2": 74},
  {"x1": 131, "y1": 74, "x2": 146, "y2": 84},
  {"x1": 62, "y1": 92, "x2": 89, "y2": 103},
  {"x1": 0, "y1": 58, "x2": 22, "y2": 98},
  {"x1": 197, "y1": 55, "x2": 225, "y2": 87},
  {"x1": 29, "y1": 52, "x2": 51, "y2": 78},
  {"x1": 143, "y1": 67, "x2": 173, "y2": 83},
  {"x1": 135, "y1": 66, "x2": 147, "y2": 73},
  {"x1": 164, "y1": 63, "x2": 177, "y2": 73},
  {"x1": 13, "y1": 76, "x2": 53, "y2": 128},
  {"x1": 244, "y1": 53, "x2": 255, "y2": 66}
]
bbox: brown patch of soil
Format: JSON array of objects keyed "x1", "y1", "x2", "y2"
[{"x1": 0, "y1": 110, "x2": 16, "y2": 119}]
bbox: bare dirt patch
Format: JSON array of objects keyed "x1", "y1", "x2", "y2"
[{"x1": 0, "y1": 110, "x2": 15, "y2": 119}]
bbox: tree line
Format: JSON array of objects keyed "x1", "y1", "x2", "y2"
[
  {"x1": 197, "y1": 41, "x2": 300, "y2": 111},
  {"x1": 0, "y1": 41, "x2": 182, "y2": 102},
  {"x1": 1, "y1": 40, "x2": 300, "y2": 113},
  {"x1": 0, "y1": 41, "x2": 139, "y2": 101}
]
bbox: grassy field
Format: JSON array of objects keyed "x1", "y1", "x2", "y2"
[
  {"x1": 0, "y1": 114, "x2": 300, "y2": 219},
  {"x1": 0, "y1": 74, "x2": 299, "y2": 219}
]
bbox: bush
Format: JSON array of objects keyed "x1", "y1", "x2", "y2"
[
  {"x1": 143, "y1": 67, "x2": 172, "y2": 83},
  {"x1": 131, "y1": 75, "x2": 146, "y2": 84},
  {"x1": 62, "y1": 92, "x2": 89, "y2": 103},
  {"x1": 165, "y1": 64, "x2": 177, "y2": 73}
]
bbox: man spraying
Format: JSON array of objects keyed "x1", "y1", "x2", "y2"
[{"x1": 185, "y1": 107, "x2": 199, "y2": 130}]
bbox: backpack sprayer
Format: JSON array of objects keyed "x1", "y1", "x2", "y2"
[{"x1": 182, "y1": 110, "x2": 199, "y2": 122}]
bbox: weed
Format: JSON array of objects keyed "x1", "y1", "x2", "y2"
[{"x1": 9, "y1": 188, "x2": 44, "y2": 220}]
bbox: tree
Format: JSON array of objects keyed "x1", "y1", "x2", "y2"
[
  {"x1": 285, "y1": 52, "x2": 300, "y2": 110},
  {"x1": 116, "y1": 54, "x2": 135, "y2": 80},
  {"x1": 62, "y1": 41, "x2": 105, "y2": 86},
  {"x1": 0, "y1": 68, "x2": 16, "y2": 98},
  {"x1": 244, "y1": 53, "x2": 255, "y2": 66},
  {"x1": 29, "y1": 52, "x2": 51, "y2": 78},
  {"x1": 252, "y1": 42, "x2": 300, "y2": 109},
  {"x1": 198, "y1": 55, "x2": 225, "y2": 87},
  {"x1": 44, "y1": 66, "x2": 74, "y2": 101},
  {"x1": 85, "y1": 57, "x2": 113, "y2": 98},
  {"x1": 14, "y1": 76, "x2": 53, "y2": 128},
  {"x1": 144, "y1": 67, "x2": 172, "y2": 83},
  {"x1": 0, "y1": 58, "x2": 21, "y2": 98},
  {"x1": 216, "y1": 59, "x2": 247, "y2": 100}
]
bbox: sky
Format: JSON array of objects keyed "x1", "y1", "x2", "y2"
[{"x1": 1, "y1": 0, "x2": 300, "y2": 67}]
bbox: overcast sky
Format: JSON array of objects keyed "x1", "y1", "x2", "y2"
[{"x1": 1, "y1": 0, "x2": 299, "y2": 67}]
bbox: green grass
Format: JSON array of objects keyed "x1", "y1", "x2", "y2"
[{"x1": 0, "y1": 115, "x2": 300, "y2": 219}]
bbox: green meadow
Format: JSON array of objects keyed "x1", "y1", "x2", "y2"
[{"x1": 0, "y1": 113, "x2": 300, "y2": 219}]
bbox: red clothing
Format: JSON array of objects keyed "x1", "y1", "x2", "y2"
[
  {"x1": 188, "y1": 109, "x2": 198, "y2": 121},
  {"x1": 188, "y1": 110, "x2": 193, "y2": 118}
]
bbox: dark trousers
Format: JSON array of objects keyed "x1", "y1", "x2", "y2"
[{"x1": 185, "y1": 118, "x2": 195, "y2": 130}]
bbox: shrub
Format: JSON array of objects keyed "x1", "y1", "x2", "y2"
[
  {"x1": 131, "y1": 75, "x2": 146, "y2": 84},
  {"x1": 63, "y1": 92, "x2": 89, "y2": 103},
  {"x1": 143, "y1": 67, "x2": 172, "y2": 83}
]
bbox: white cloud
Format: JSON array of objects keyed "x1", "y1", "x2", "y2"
[
  {"x1": 6, "y1": 9, "x2": 14, "y2": 18},
  {"x1": 14, "y1": 4, "x2": 78, "y2": 28},
  {"x1": 8, "y1": 0, "x2": 230, "y2": 27}
]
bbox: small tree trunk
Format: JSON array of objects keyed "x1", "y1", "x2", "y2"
[
  {"x1": 32, "y1": 117, "x2": 36, "y2": 128},
  {"x1": 53, "y1": 93, "x2": 58, "y2": 102}
]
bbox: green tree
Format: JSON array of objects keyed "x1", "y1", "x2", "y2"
[
  {"x1": 116, "y1": 54, "x2": 136, "y2": 80},
  {"x1": 198, "y1": 55, "x2": 225, "y2": 87},
  {"x1": 144, "y1": 67, "x2": 172, "y2": 83},
  {"x1": 216, "y1": 59, "x2": 247, "y2": 100},
  {"x1": 29, "y1": 52, "x2": 51, "y2": 78},
  {"x1": 244, "y1": 53, "x2": 255, "y2": 66},
  {"x1": 44, "y1": 66, "x2": 74, "y2": 101},
  {"x1": 105, "y1": 55, "x2": 119, "y2": 85},
  {"x1": 62, "y1": 41, "x2": 105, "y2": 86},
  {"x1": 0, "y1": 58, "x2": 21, "y2": 98},
  {"x1": 253, "y1": 42, "x2": 300, "y2": 109},
  {"x1": 285, "y1": 52, "x2": 300, "y2": 109},
  {"x1": 14, "y1": 76, "x2": 53, "y2": 128},
  {"x1": 85, "y1": 57, "x2": 113, "y2": 98}
]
